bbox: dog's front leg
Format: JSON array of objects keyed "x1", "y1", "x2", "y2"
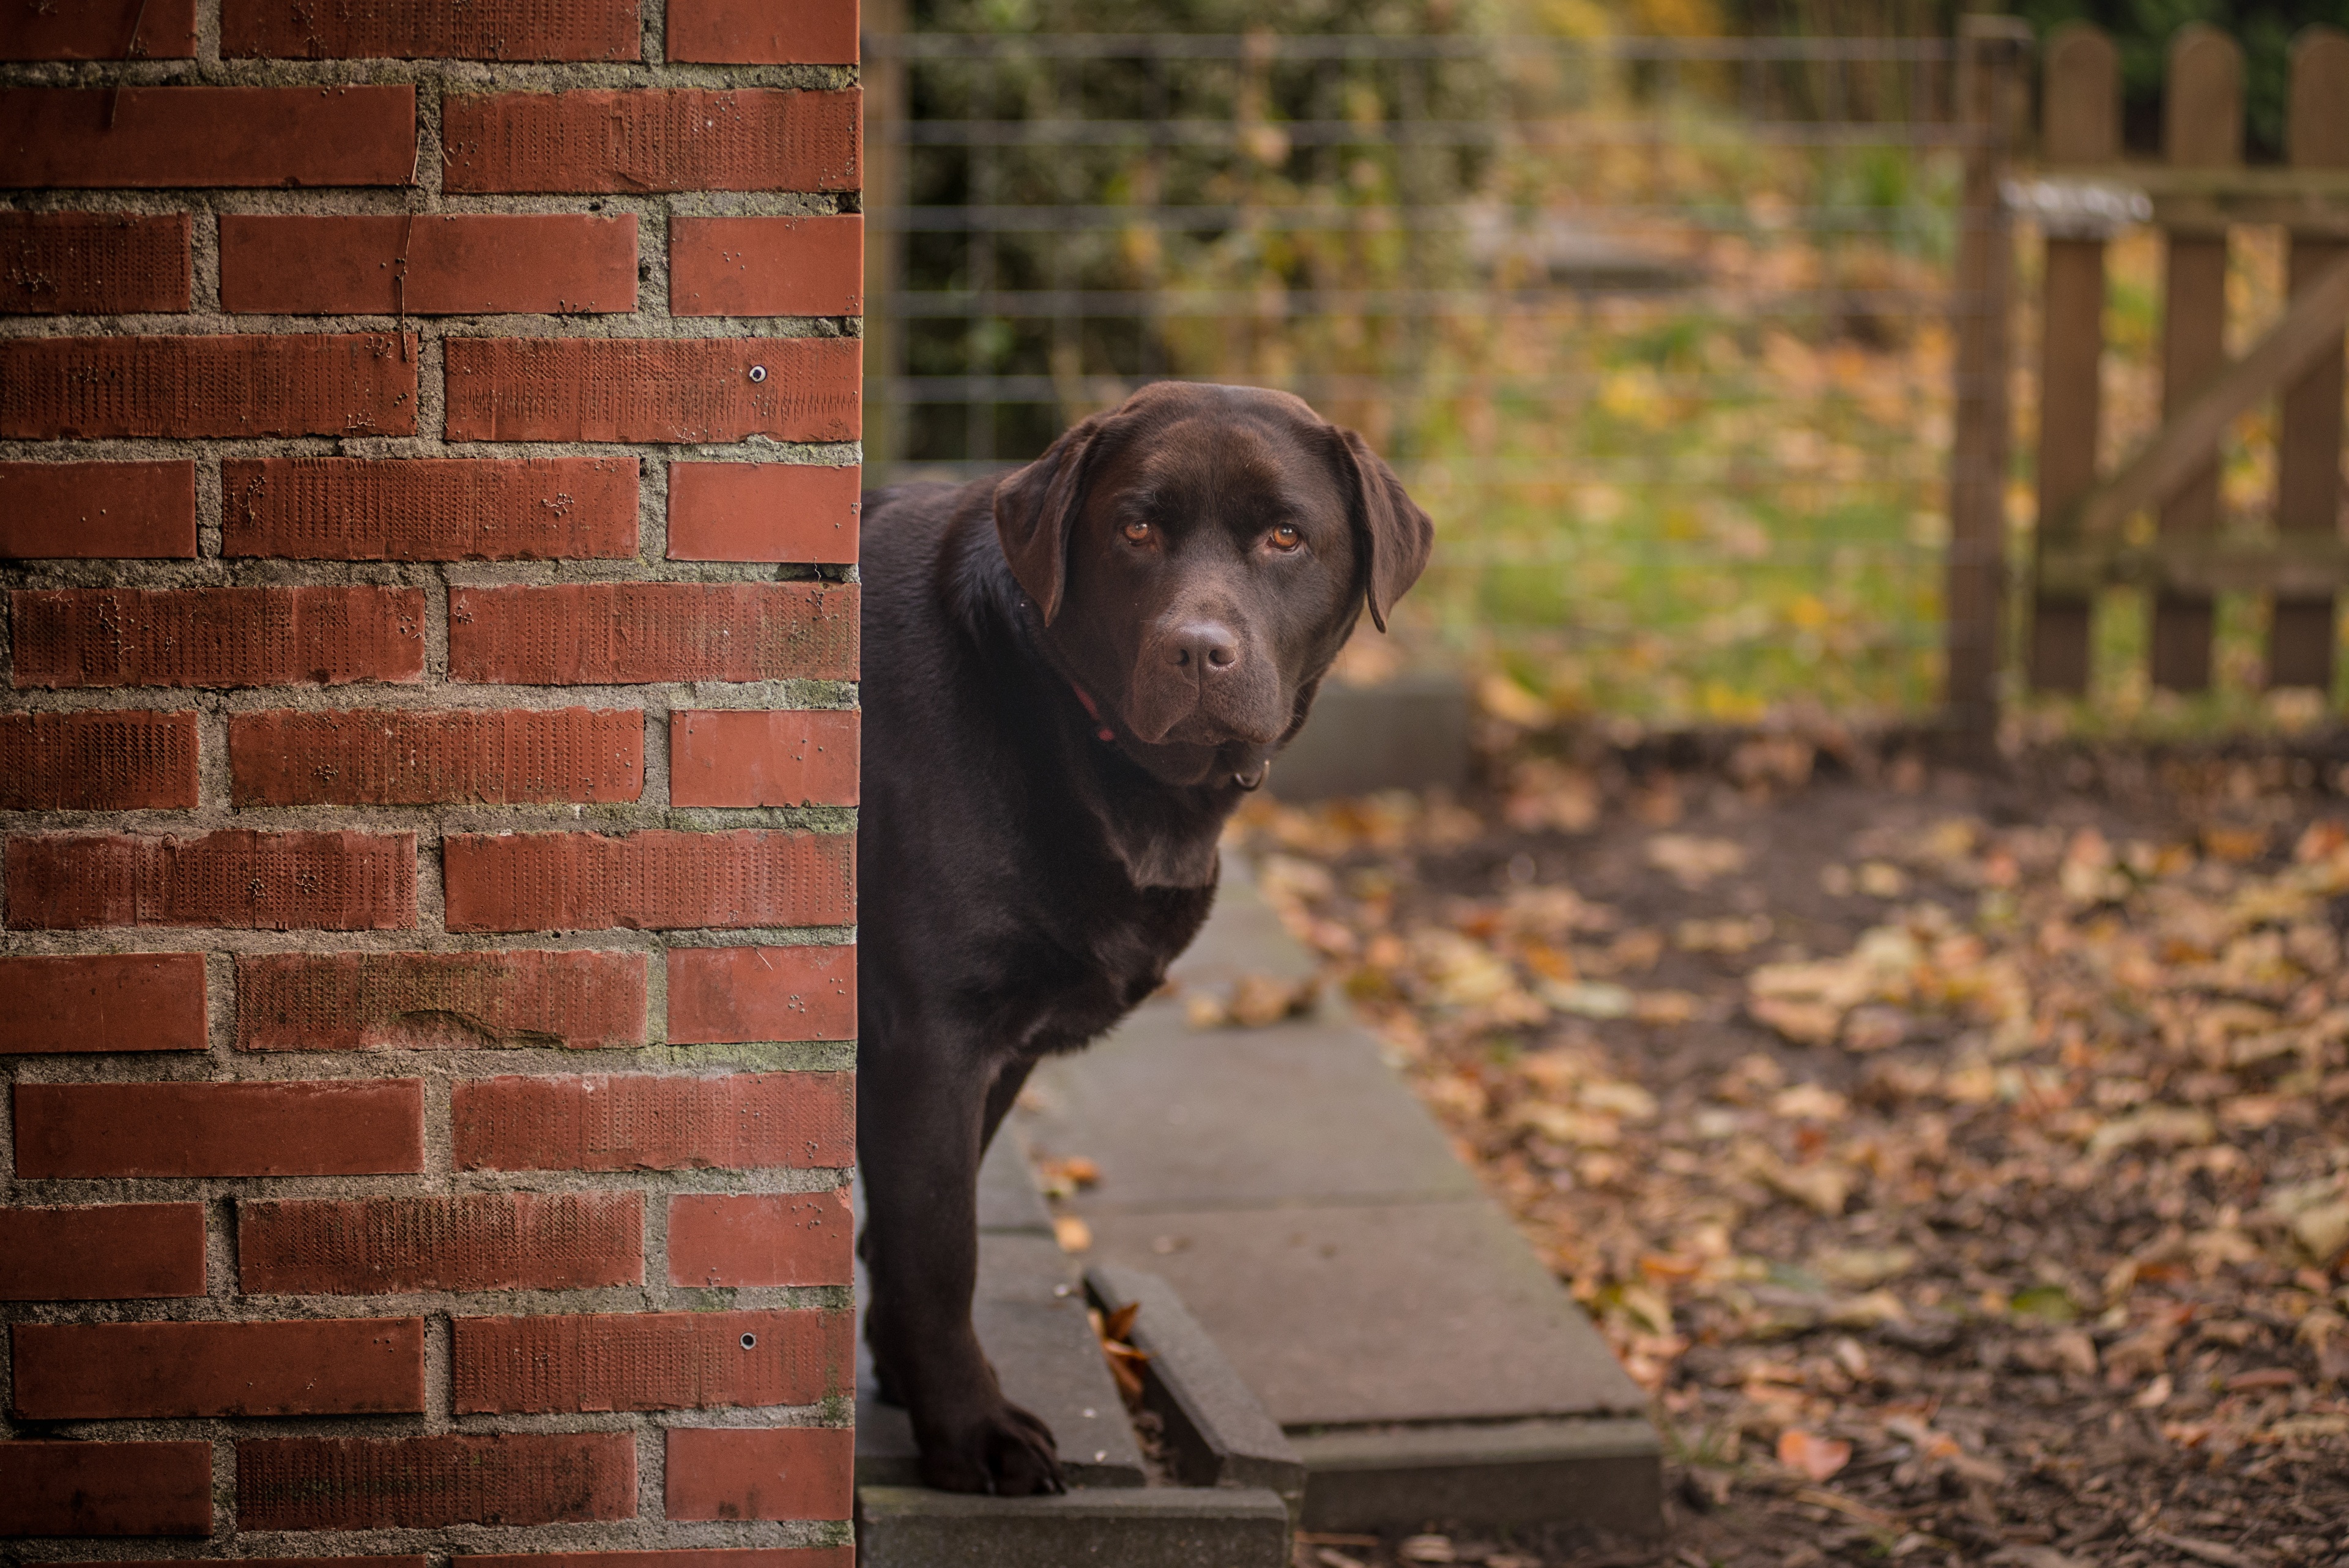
[{"x1": 859, "y1": 1047, "x2": 1065, "y2": 1495}]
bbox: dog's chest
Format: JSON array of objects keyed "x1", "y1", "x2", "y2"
[{"x1": 1015, "y1": 880, "x2": 1215, "y2": 1055}]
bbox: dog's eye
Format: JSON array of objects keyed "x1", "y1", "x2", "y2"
[
  {"x1": 1267, "y1": 524, "x2": 1302, "y2": 552},
  {"x1": 1121, "y1": 520, "x2": 1151, "y2": 544}
]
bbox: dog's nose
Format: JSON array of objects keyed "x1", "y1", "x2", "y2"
[{"x1": 1163, "y1": 622, "x2": 1241, "y2": 674}]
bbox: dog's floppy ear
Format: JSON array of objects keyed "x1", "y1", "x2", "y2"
[
  {"x1": 992, "y1": 412, "x2": 1109, "y2": 626},
  {"x1": 1332, "y1": 428, "x2": 1433, "y2": 633}
]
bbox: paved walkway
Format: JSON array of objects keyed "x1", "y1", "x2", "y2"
[{"x1": 1012, "y1": 856, "x2": 1660, "y2": 1532}]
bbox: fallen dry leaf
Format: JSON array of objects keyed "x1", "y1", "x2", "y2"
[{"x1": 1776, "y1": 1427, "x2": 1852, "y2": 1481}]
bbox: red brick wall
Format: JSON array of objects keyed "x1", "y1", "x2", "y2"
[{"x1": 1, "y1": 2, "x2": 862, "y2": 1559}]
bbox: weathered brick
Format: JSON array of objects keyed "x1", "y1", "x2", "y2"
[
  {"x1": 666, "y1": 1190, "x2": 853, "y2": 1288},
  {"x1": 0, "y1": 461, "x2": 196, "y2": 559},
  {"x1": 666, "y1": 944, "x2": 855, "y2": 1044},
  {"x1": 453, "y1": 1308, "x2": 851, "y2": 1413},
  {"x1": 0, "y1": 953, "x2": 207, "y2": 1054},
  {"x1": 4, "y1": 830, "x2": 417, "y2": 931},
  {"x1": 670, "y1": 710, "x2": 858, "y2": 809},
  {"x1": 1, "y1": 214, "x2": 190, "y2": 314},
  {"x1": 238, "y1": 1434, "x2": 636, "y2": 1530},
  {"x1": 442, "y1": 829, "x2": 854, "y2": 933},
  {"x1": 0, "y1": 1204, "x2": 206, "y2": 1300},
  {"x1": 2, "y1": 0, "x2": 198, "y2": 60},
  {"x1": 448, "y1": 583, "x2": 856, "y2": 685},
  {"x1": 0, "y1": 710, "x2": 199, "y2": 811},
  {"x1": 669, "y1": 215, "x2": 861, "y2": 318},
  {"x1": 442, "y1": 89, "x2": 858, "y2": 194},
  {"x1": 666, "y1": 0, "x2": 859, "y2": 64},
  {"x1": 664, "y1": 1427, "x2": 852, "y2": 1522},
  {"x1": 231, "y1": 708, "x2": 644, "y2": 806},
  {"x1": 443, "y1": 336, "x2": 859, "y2": 444},
  {"x1": 666, "y1": 462, "x2": 859, "y2": 563},
  {"x1": 14, "y1": 1079, "x2": 425, "y2": 1178},
  {"x1": 451, "y1": 1071, "x2": 853, "y2": 1171},
  {"x1": 12, "y1": 1318, "x2": 425, "y2": 1418},
  {"x1": 12, "y1": 585, "x2": 425, "y2": 689},
  {"x1": 223, "y1": 456, "x2": 636, "y2": 560},
  {"x1": 237, "y1": 950, "x2": 648, "y2": 1052},
  {"x1": 0, "y1": 1441, "x2": 211, "y2": 1537},
  {"x1": 223, "y1": 0, "x2": 639, "y2": 60},
  {"x1": 239, "y1": 1192, "x2": 645, "y2": 1295},
  {"x1": 0, "y1": 86, "x2": 415, "y2": 188},
  {"x1": 220, "y1": 215, "x2": 637, "y2": 316},
  {"x1": 0, "y1": 333, "x2": 415, "y2": 440},
  {"x1": 463, "y1": 1551, "x2": 852, "y2": 1568}
]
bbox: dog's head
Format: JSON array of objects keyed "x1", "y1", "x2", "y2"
[{"x1": 992, "y1": 382, "x2": 1433, "y2": 787}]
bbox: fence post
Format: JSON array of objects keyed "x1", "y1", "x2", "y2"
[
  {"x1": 2028, "y1": 23, "x2": 2118, "y2": 694},
  {"x1": 2150, "y1": 24, "x2": 2243, "y2": 691},
  {"x1": 1943, "y1": 14, "x2": 2030, "y2": 748},
  {"x1": 2272, "y1": 26, "x2": 2349, "y2": 691}
]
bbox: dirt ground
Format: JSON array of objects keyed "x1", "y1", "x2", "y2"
[{"x1": 1223, "y1": 733, "x2": 2349, "y2": 1568}]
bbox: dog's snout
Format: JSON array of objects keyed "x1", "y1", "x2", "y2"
[{"x1": 1163, "y1": 622, "x2": 1241, "y2": 674}]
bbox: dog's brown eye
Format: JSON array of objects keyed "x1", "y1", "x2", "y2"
[
  {"x1": 1121, "y1": 520, "x2": 1151, "y2": 544},
  {"x1": 1268, "y1": 524, "x2": 1302, "y2": 552}
]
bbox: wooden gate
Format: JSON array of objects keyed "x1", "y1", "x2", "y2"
[{"x1": 1948, "y1": 20, "x2": 2349, "y2": 736}]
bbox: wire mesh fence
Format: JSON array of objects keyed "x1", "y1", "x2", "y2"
[{"x1": 863, "y1": 28, "x2": 1984, "y2": 724}]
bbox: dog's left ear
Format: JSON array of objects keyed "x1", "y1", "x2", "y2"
[
  {"x1": 993, "y1": 412, "x2": 1109, "y2": 626},
  {"x1": 1332, "y1": 428, "x2": 1433, "y2": 633}
]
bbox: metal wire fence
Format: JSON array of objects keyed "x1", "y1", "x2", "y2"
[{"x1": 863, "y1": 29, "x2": 1983, "y2": 724}]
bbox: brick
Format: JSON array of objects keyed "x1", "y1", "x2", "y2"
[
  {"x1": 237, "y1": 949, "x2": 649, "y2": 1052},
  {"x1": 666, "y1": 944, "x2": 855, "y2": 1043},
  {"x1": 667, "y1": 0, "x2": 859, "y2": 64},
  {"x1": 14, "y1": 1079, "x2": 425, "y2": 1178},
  {"x1": 12, "y1": 1317, "x2": 425, "y2": 1418},
  {"x1": 239, "y1": 1434, "x2": 635, "y2": 1530},
  {"x1": 666, "y1": 462, "x2": 859, "y2": 563},
  {"x1": 443, "y1": 89, "x2": 858, "y2": 194},
  {"x1": 670, "y1": 710, "x2": 858, "y2": 808},
  {"x1": 223, "y1": 456, "x2": 635, "y2": 560},
  {"x1": 0, "y1": 333, "x2": 417, "y2": 439},
  {"x1": 444, "y1": 336, "x2": 859, "y2": 444},
  {"x1": 1, "y1": 214, "x2": 190, "y2": 314},
  {"x1": 231, "y1": 708, "x2": 644, "y2": 806},
  {"x1": 0, "y1": 1204, "x2": 206, "y2": 1299},
  {"x1": 0, "y1": 1441, "x2": 210, "y2": 1536},
  {"x1": 5, "y1": 830, "x2": 417, "y2": 931},
  {"x1": 464, "y1": 1552, "x2": 852, "y2": 1568},
  {"x1": 0, "y1": 86, "x2": 415, "y2": 188},
  {"x1": 452, "y1": 1308, "x2": 852, "y2": 1413},
  {"x1": 2, "y1": 0, "x2": 197, "y2": 59},
  {"x1": 667, "y1": 1190, "x2": 853, "y2": 1288},
  {"x1": 664, "y1": 1427, "x2": 852, "y2": 1522},
  {"x1": 0, "y1": 953, "x2": 206, "y2": 1053},
  {"x1": 448, "y1": 584, "x2": 857, "y2": 685},
  {"x1": 223, "y1": 0, "x2": 639, "y2": 60},
  {"x1": 12, "y1": 585, "x2": 425, "y2": 688},
  {"x1": 239, "y1": 1192, "x2": 644, "y2": 1295},
  {"x1": 451, "y1": 1071, "x2": 853, "y2": 1171},
  {"x1": 442, "y1": 829, "x2": 854, "y2": 932},
  {"x1": 221, "y1": 215, "x2": 637, "y2": 315},
  {"x1": 0, "y1": 461, "x2": 196, "y2": 558},
  {"x1": 670, "y1": 215, "x2": 861, "y2": 318},
  {"x1": 0, "y1": 710, "x2": 199, "y2": 811}
]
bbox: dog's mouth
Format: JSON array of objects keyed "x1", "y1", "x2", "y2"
[{"x1": 1135, "y1": 703, "x2": 1282, "y2": 751}]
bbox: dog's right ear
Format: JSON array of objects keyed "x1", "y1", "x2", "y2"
[{"x1": 992, "y1": 412, "x2": 1108, "y2": 626}]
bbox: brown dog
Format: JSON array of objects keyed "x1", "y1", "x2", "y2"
[{"x1": 855, "y1": 383, "x2": 1431, "y2": 1492}]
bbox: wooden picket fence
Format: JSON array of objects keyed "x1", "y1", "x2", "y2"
[{"x1": 1943, "y1": 19, "x2": 2349, "y2": 738}]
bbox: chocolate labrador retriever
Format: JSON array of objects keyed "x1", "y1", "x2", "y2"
[{"x1": 856, "y1": 382, "x2": 1432, "y2": 1494}]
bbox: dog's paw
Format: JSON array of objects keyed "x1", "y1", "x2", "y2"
[{"x1": 919, "y1": 1399, "x2": 1066, "y2": 1496}]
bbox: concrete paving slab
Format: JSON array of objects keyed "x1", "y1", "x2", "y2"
[
  {"x1": 1079, "y1": 1202, "x2": 1646, "y2": 1429},
  {"x1": 856, "y1": 1483, "x2": 1291, "y2": 1567},
  {"x1": 1022, "y1": 1006, "x2": 1479, "y2": 1215},
  {"x1": 979, "y1": 1126, "x2": 1055, "y2": 1235},
  {"x1": 1271, "y1": 672, "x2": 1472, "y2": 800},
  {"x1": 1288, "y1": 1418, "x2": 1663, "y2": 1533}
]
